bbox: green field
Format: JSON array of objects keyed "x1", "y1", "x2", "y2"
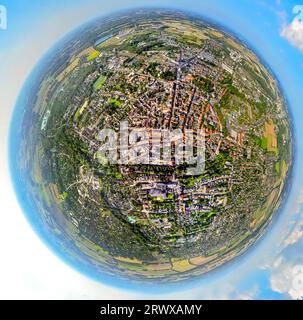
[
  {"x1": 94, "y1": 75, "x2": 107, "y2": 91},
  {"x1": 261, "y1": 137, "x2": 268, "y2": 150},
  {"x1": 87, "y1": 50, "x2": 100, "y2": 62}
]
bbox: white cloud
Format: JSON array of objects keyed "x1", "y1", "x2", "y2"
[
  {"x1": 281, "y1": 19, "x2": 303, "y2": 53},
  {"x1": 262, "y1": 182, "x2": 303, "y2": 300},
  {"x1": 270, "y1": 257, "x2": 292, "y2": 296},
  {"x1": 283, "y1": 226, "x2": 303, "y2": 247},
  {"x1": 269, "y1": 200, "x2": 303, "y2": 300},
  {"x1": 270, "y1": 255, "x2": 303, "y2": 300}
]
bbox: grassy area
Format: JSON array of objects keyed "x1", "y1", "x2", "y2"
[
  {"x1": 60, "y1": 191, "x2": 68, "y2": 201},
  {"x1": 275, "y1": 162, "x2": 280, "y2": 175},
  {"x1": 109, "y1": 98, "x2": 121, "y2": 108},
  {"x1": 73, "y1": 108, "x2": 81, "y2": 122},
  {"x1": 172, "y1": 259, "x2": 196, "y2": 272},
  {"x1": 74, "y1": 99, "x2": 89, "y2": 123},
  {"x1": 261, "y1": 137, "x2": 268, "y2": 150},
  {"x1": 281, "y1": 160, "x2": 287, "y2": 178},
  {"x1": 207, "y1": 211, "x2": 217, "y2": 219},
  {"x1": 87, "y1": 49, "x2": 100, "y2": 61},
  {"x1": 261, "y1": 122, "x2": 278, "y2": 155},
  {"x1": 94, "y1": 75, "x2": 107, "y2": 91},
  {"x1": 56, "y1": 58, "x2": 79, "y2": 82}
]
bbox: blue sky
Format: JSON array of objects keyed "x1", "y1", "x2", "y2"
[{"x1": 1, "y1": 0, "x2": 303, "y2": 299}]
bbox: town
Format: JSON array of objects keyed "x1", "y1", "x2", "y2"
[{"x1": 27, "y1": 10, "x2": 292, "y2": 280}]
